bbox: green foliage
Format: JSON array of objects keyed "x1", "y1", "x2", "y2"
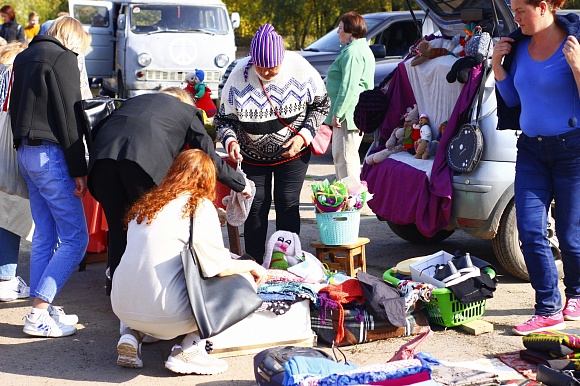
[
  {"x1": 14, "y1": 0, "x2": 68, "y2": 26},
  {"x1": 223, "y1": 0, "x2": 416, "y2": 49}
]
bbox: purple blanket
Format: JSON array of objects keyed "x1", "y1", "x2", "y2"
[{"x1": 361, "y1": 61, "x2": 483, "y2": 237}]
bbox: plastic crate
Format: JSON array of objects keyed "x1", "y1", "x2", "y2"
[
  {"x1": 315, "y1": 210, "x2": 360, "y2": 245},
  {"x1": 383, "y1": 268, "x2": 494, "y2": 328}
]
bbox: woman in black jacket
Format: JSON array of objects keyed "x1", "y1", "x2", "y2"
[
  {"x1": 11, "y1": 16, "x2": 87, "y2": 339},
  {"x1": 0, "y1": 5, "x2": 26, "y2": 43},
  {"x1": 88, "y1": 87, "x2": 247, "y2": 295}
]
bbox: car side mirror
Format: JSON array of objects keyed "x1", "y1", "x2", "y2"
[
  {"x1": 117, "y1": 14, "x2": 126, "y2": 30},
  {"x1": 370, "y1": 44, "x2": 386, "y2": 59},
  {"x1": 231, "y1": 12, "x2": 240, "y2": 29}
]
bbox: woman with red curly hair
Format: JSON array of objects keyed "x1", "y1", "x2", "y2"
[{"x1": 110, "y1": 149, "x2": 267, "y2": 375}]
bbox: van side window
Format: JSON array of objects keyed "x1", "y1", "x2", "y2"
[{"x1": 72, "y1": 5, "x2": 110, "y2": 27}]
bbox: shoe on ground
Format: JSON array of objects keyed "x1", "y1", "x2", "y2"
[
  {"x1": 564, "y1": 298, "x2": 580, "y2": 321},
  {"x1": 512, "y1": 312, "x2": 566, "y2": 336},
  {"x1": 23, "y1": 311, "x2": 77, "y2": 337},
  {"x1": 433, "y1": 261, "x2": 461, "y2": 284},
  {"x1": 0, "y1": 276, "x2": 30, "y2": 302},
  {"x1": 117, "y1": 331, "x2": 143, "y2": 368},
  {"x1": 165, "y1": 344, "x2": 228, "y2": 375},
  {"x1": 48, "y1": 305, "x2": 78, "y2": 325}
]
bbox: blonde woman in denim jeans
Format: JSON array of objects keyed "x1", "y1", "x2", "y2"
[
  {"x1": 10, "y1": 16, "x2": 89, "y2": 337},
  {"x1": 493, "y1": 0, "x2": 580, "y2": 336}
]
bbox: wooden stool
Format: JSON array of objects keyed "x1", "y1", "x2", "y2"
[{"x1": 310, "y1": 237, "x2": 370, "y2": 277}]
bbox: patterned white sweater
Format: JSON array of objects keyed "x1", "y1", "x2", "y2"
[{"x1": 215, "y1": 52, "x2": 330, "y2": 165}]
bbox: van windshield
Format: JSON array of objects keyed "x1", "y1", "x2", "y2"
[{"x1": 129, "y1": 5, "x2": 229, "y2": 34}]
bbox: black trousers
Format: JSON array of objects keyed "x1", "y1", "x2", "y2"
[
  {"x1": 88, "y1": 159, "x2": 155, "y2": 294},
  {"x1": 242, "y1": 152, "x2": 310, "y2": 264}
]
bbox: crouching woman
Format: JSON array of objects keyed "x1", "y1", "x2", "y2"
[{"x1": 110, "y1": 149, "x2": 267, "y2": 374}]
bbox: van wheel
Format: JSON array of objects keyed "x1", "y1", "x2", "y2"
[
  {"x1": 492, "y1": 199, "x2": 563, "y2": 281},
  {"x1": 385, "y1": 220, "x2": 454, "y2": 244}
]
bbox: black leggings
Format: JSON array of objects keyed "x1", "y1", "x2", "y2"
[
  {"x1": 242, "y1": 153, "x2": 310, "y2": 264},
  {"x1": 88, "y1": 159, "x2": 155, "y2": 294}
]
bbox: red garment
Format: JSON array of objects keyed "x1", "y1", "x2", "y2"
[
  {"x1": 196, "y1": 87, "x2": 217, "y2": 118},
  {"x1": 319, "y1": 279, "x2": 366, "y2": 343}
]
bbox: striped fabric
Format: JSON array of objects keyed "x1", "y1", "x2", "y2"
[{"x1": 244, "y1": 23, "x2": 285, "y2": 80}]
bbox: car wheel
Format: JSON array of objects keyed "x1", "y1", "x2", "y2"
[
  {"x1": 385, "y1": 219, "x2": 454, "y2": 244},
  {"x1": 492, "y1": 199, "x2": 563, "y2": 281}
]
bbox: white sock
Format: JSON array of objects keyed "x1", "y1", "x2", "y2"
[
  {"x1": 180, "y1": 333, "x2": 201, "y2": 351},
  {"x1": 29, "y1": 307, "x2": 48, "y2": 320}
]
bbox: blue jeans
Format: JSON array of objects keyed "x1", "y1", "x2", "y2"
[
  {"x1": 0, "y1": 227, "x2": 20, "y2": 280},
  {"x1": 515, "y1": 131, "x2": 580, "y2": 315},
  {"x1": 17, "y1": 140, "x2": 88, "y2": 303}
]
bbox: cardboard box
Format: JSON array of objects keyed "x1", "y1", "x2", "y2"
[{"x1": 410, "y1": 250, "x2": 454, "y2": 288}]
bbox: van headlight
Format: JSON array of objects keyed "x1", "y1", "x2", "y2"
[
  {"x1": 137, "y1": 53, "x2": 152, "y2": 67},
  {"x1": 215, "y1": 54, "x2": 229, "y2": 68}
]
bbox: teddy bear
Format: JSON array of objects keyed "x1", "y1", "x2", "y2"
[
  {"x1": 410, "y1": 39, "x2": 452, "y2": 67},
  {"x1": 184, "y1": 69, "x2": 217, "y2": 118},
  {"x1": 365, "y1": 104, "x2": 418, "y2": 165},
  {"x1": 364, "y1": 126, "x2": 406, "y2": 165},
  {"x1": 400, "y1": 104, "x2": 420, "y2": 151},
  {"x1": 412, "y1": 114, "x2": 432, "y2": 158},
  {"x1": 262, "y1": 230, "x2": 303, "y2": 270}
]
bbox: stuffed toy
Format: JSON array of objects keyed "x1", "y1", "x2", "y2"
[
  {"x1": 447, "y1": 25, "x2": 492, "y2": 84},
  {"x1": 410, "y1": 39, "x2": 452, "y2": 67},
  {"x1": 262, "y1": 231, "x2": 304, "y2": 270},
  {"x1": 365, "y1": 104, "x2": 418, "y2": 164},
  {"x1": 365, "y1": 126, "x2": 406, "y2": 164},
  {"x1": 184, "y1": 69, "x2": 217, "y2": 118},
  {"x1": 428, "y1": 120, "x2": 447, "y2": 159},
  {"x1": 401, "y1": 104, "x2": 420, "y2": 151},
  {"x1": 409, "y1": 113, "x2": 429, "y2": 155},
  {"x1": 414, "y1": 114, "x2": 432, "y2": 159}
]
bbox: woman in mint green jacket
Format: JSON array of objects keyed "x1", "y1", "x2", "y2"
[{"x1": 324, "y1": 11, "x2": 375, "y2": 181}]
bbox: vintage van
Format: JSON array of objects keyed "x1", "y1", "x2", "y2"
[{"x1": 69, "y1": 0, "x2": 240, "y2": 98}]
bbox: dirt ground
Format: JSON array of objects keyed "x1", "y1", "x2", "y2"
[{"x1": 0, "y1": 150, "x2": 571, "y2": 385}]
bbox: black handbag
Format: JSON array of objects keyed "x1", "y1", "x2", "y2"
[
  {"x1": 446, "y1": 123, "x2": 484, "y2": 173},
  {"x1": 75, "y1": 97, "x2": 124, "y2": 150},
  {"x1": 181, "y1": 215, "x2": 263, "y2": 339}
]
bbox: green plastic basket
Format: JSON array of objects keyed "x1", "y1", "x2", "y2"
[
  {"x1": 383, "y1": 267, "x2": 494, "y2": 328},
  {"x1": 315, "y1": 210, "x2": 360, "y2": 245}
]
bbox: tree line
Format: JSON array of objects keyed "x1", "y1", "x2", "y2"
[{"x1": 11, "y1": 0, "x2": 580, "y2": 49}]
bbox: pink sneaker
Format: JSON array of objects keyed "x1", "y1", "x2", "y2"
[
  {"x1": 512, "y1": 313, "x2": 566, "y2": 336},
  {"x1": 564, "y1": 298, "x2": 580, "y2": 321}
]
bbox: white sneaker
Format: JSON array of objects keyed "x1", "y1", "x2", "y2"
[
  {"x1": 48, "y1": 305, "x2": 79, "y2": 325},
  {"x1": 0, "y1": 276, "x2": 30, "y2": 302},
  {"x1": 23, "y1": 311, "x2": 77, "y2": 337},
  {"x1": 117, "y1": 332, "x2": 143, "y2": 368},
  {"x1": 165, "y1": 344, "x2": 228, "y2": 375}
]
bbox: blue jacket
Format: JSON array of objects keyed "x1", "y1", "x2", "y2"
[{"x1": 496, "y1": 13, "x2": 580, "y2": 130}]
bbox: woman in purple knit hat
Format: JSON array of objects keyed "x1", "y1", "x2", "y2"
[{"x1": 215, "y1": 24, "x2": 330, "y2": 263}]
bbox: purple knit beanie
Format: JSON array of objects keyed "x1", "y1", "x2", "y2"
[{"x1": 244, "y1": 24, "x2": 285, "y2": 80}]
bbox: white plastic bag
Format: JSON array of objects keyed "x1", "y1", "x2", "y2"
[
  {"x1": 222, "y1": 162, "x2": 255, "y2": 227},
  {"x1": 0, "y1": 110, "x2": 28, "y2": 198}
]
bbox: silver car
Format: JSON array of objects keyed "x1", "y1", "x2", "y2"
[{"x1": 367, "y1": 0, "x2": 562, "y2": 281}]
